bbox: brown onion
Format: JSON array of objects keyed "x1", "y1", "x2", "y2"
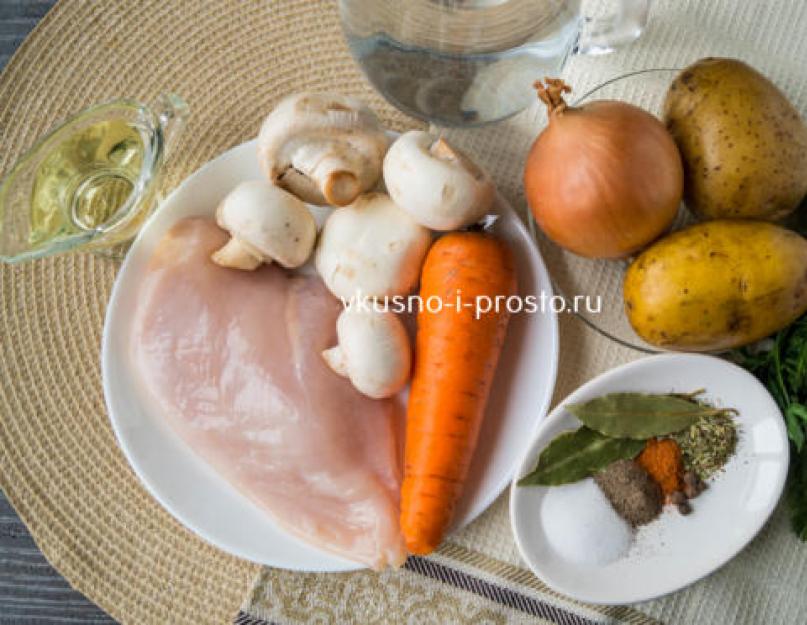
[{"x1": 524, "y1": 79, "x2": 683, "y2": 259}]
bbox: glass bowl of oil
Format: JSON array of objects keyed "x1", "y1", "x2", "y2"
[{"x1": 0, "y1": 94, "x2": 188, "y2": 263}]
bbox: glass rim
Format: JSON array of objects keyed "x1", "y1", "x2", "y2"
[{"x1": 572, "y1": 67, "x2": 681, "y2": 105}]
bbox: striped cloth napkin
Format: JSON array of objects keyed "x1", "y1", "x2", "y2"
[{"x1": 237, "y1": 543, "x2": 658, "y2": 625}]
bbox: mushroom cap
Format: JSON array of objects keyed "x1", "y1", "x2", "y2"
[
  {"x1": 257, "y1": 93, "x2": 390, "y2": 206},
  {"x1": 383, "y1": 130, "x2": 495, "y2": 231},
  {"x1": 315, "y1": 192, "x2": 431, "y2": 300},
  {"x1": 324, "y1": 306, "x2": 411, "y2": 399},
  {"x1": 216, "y1": 180, "x2": 316, "y2": 268}
]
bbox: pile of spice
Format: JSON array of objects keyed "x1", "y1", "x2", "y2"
[
  {"x1": 521, "y1": 390, "x2": 740, "y2": 552},
  {"x1": 541, "y1": 479, "x2": 633, "y2": 565},
  {"x1": 595, "y1": 459, "x2": 662, "y2": 526},
  {"x1": 637, "y1": 438, "x2": 682, "y2": 495},
  {"x1": 673, "y1": 413, "x2": 738, "y2": 480},
  {"x1": 636, "y1": 437, "x2": 705, "y2": 515}
]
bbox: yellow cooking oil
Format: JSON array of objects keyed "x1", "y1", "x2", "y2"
[{"x1": 29, "y1": 118, "x2": 145, "y2": 245}]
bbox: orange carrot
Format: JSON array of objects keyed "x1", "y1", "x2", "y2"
[{"x1": 401, "y1": 231, "x2": 517, "y2": 555}]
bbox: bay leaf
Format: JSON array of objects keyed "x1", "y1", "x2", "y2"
[
  {"x1": 567, "y1": 392, "x2": 725, "y2": 440},
  {"x1": 518, "y1": 427, "x2": 645, "y2": 487}
]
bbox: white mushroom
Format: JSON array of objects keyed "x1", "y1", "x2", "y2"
[
  {"x1": 315, "y1": 192, "x2": 431, "y2": 300},
  {"x1": 212, "y1": 180, "x2": 316, "y2": 270},
  {"x1": 322, "y1": 307, "x2": 411, "y2": 399},
  {"x1": 383, "y1": 130, "x2": 495, "y2": 231},
  {"x1": 257, "y1": 93, "x2": 390, "y2": 207}
]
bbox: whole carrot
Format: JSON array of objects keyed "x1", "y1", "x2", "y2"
[{"x1": 401, "y1": 231, "x2": 517, "y2": 555}]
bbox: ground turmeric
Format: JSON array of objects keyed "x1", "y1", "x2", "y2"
[{"x1": 637, "y1": 438, "x2": 683, "y2": 495}]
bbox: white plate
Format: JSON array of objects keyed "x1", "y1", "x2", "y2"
[
  {"x1": 102, "y1": 138, "x2": 559, "y2": 571},
  {"x1": 510, "y1": 353, "x2": 789, "y2": 604}
]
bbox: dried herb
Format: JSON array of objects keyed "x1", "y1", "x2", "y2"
[
  {"x1": 735, "y1": 313, "x2": 807, "y2": 539},
  {"x1": 567, "y1": 392, "x2": 731, "y2": 440},
  {"x1": 672, "y1": 413, "x2": 737, "y2": 480},
  {"x1": 518, "y1": 427, "x2": 645, "y2": 487}
]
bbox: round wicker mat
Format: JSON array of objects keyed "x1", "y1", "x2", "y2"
[{"x1": 0, "y1": 1, "x2": 418, "y2": 623}]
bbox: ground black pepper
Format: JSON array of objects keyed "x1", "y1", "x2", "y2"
[{"x1": 594, "y1": 460, "x2": 663, "y2": 527}]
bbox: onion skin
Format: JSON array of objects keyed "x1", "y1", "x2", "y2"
[{"x1": 524, "y1": 96, "x2": 684, "y2": 259}]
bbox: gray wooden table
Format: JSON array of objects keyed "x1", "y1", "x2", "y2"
[{"x1": 1, "y1": 2, "x2": 117, "y2": 623}]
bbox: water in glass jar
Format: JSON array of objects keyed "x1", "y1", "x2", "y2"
[{"x1": 341, "y1": 0, "x2": 582, "y2": 126}]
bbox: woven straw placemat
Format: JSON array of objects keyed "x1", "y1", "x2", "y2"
[
  {"x1": 5, "y1": 1, "x2": 807, "y2": 624},
  {"x1": 0, "y1": 2, "x2": 416, "y2": 623}
]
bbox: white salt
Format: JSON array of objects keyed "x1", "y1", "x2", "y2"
[{"x1": 541, "y1": 478, "x2": 633, "y2": 565}]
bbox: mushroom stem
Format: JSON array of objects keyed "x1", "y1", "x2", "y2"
[
  {"x1": 430, "y1": 136, "x2": 485, "y2": 180},
  {"x1": 211, "y1": 237, "x2": 264, "y2": 271},
  {"x1": 321, "y1": 346, "x2": 349, "y2": 377},
  {"x1": 430, "y1": 137, "x2": 458, "y2": 161},
  {"x1": 323, "y1": 170, "x2": 360, "y2": 207},
  {"x1": 291, "y1": 148, "x2": 361, "y2": 207}
]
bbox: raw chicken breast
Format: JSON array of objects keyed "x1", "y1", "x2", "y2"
[{"x1": 130, "y1": 217, "x2": 406, "y2": 569}]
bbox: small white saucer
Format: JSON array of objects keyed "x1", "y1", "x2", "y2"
[{"x1": 510, "y1": 353, "x2": 788, "y2": 604}]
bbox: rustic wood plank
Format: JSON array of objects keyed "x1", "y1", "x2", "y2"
[
  {"x1": 0, "y1": 1, "x2": 53, "y2": 20},
  {"x1": 0, "y1": 492, "x2": 118, "y2": 623}
]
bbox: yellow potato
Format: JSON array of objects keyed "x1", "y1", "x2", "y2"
[
  {"x1": 624, "y1": 220, "x2": 807, "y2": 351},
  {"x1": 664, "y1": 58, "x2": 807, "y2": 221}
]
